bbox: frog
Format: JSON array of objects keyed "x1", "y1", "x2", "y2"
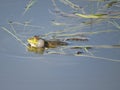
[
  {"x1": 27, "y1": 35, "x2": 68, "y2": 54},
  {"x1": 27, "y1": 35, "x2": 68, "y2": 48}
]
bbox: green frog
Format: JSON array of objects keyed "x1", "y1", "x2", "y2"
[
  {"x1": 27, "y1": 35, "x2": 68, "y2": 54},
  {"x1": 27, "y1": 35, "x2": 68, "y2": 48}
]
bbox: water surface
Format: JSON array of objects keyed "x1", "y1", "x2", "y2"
[{"x1": 0, "y1": 0, "x2": 120, "y2": 90}]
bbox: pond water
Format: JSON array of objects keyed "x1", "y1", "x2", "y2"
[{"x1": 0, "y1": 0, "x2": 120, "y2": 90}]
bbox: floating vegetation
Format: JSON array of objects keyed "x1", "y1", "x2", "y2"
[
  {"x1": 1, "y1": 27, "x2": 27, "y2": 47},
  {"x1": 65, "y1": 37, "x2": 89, "y2": 41},
  {"x1": 75, "y1": 13, "x2": 108, "y2": 19},
  {"x1": 1, "y1": 0, "x2": 120, "y2": 62},
  {"x1": 23, "y1": 0, "x2": 37, "y2": 15},
  {"x1": 74, "y1": 13, "x2": 120, "y2": 19},
  {"x1": 59, "y1": 0, "x2": 82, "y2": 10},
  {"x1": 63, "y1": 45, "x2": 120, "y2": 49},
  {"x1": 105, "y1": 1, "x2": 119, "y2": 8}
]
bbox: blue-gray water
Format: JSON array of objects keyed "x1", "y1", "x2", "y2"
[{"x1": 0, "y1": 0, "x2": 120, "y2": 90}]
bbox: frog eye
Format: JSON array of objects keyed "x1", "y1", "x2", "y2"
[{"x1": 34, "y1": 35, "x2": 40, "y2": 39}]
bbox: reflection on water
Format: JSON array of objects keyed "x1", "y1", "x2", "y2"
[{"x1": 27, "y1": 46, "x2": 45, "y2": 54}]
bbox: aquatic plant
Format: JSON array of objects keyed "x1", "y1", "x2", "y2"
[
  {"x1": 1, "y1": 0, "x2": 120, "y2": 62},
  {"x1": 23, "y1": 0, "x2": 37, "y2": 15}
]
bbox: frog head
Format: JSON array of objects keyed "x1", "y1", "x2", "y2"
[{"x1": 27, "y1": 36, "x2": 45, "y2": 48}]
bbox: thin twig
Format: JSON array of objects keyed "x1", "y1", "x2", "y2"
[{"x1": 1, "y1": 27, "x2": 27, "y2": 47}]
